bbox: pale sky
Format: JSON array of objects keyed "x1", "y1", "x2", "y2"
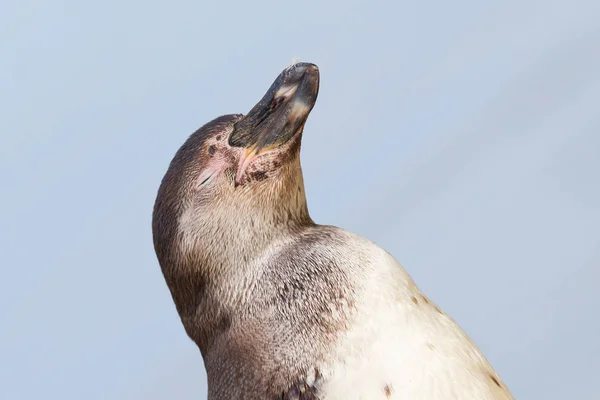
[{"x1": 1, "y1": 0, "x2": 599, "y2": 399}]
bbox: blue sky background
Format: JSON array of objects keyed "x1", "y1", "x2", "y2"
[{"x1": 1, "y1": 0, "x2": 599, "y2": 398}]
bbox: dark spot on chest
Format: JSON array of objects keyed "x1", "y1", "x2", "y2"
[
  {"x1": 383, "y1": 384, "x2": 393, "y2": 397},
  {"x1": 489, "y1": 374, "x2": 502, "y2": 388},
  {"x1": 208, "y1": 145, "x2": 216, "y2": 155},
  {"x1": 411, "y1": 296, "x2": 419, "y2": 305}
]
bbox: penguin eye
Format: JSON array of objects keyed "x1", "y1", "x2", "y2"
[{"x1": 196, "y1": 170, "x2": 216, "y2": 190}]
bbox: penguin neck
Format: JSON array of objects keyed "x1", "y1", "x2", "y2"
[{"x1": 182, "y1": 159, "x2": 313, "y2": 280}]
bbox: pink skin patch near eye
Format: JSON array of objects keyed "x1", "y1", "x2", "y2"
[
  {"x1": 195, "y1": 152, "x2": 230, "y2": 189},
  {"x1": 196, "y1": 169, "x2": 215, "y2": 188}
]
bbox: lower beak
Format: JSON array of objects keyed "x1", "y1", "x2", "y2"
[{"x1": 229, "y1": 62, "x2": 320, "y2": 184}]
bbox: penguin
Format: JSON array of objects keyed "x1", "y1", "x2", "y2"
[{"x1": 152, "y1": 62, "x2": 514, "y2": 399}]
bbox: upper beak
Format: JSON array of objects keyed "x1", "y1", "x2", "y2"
[{"x1": 229, "y1": 62, "x2": 320, "y2": 185}]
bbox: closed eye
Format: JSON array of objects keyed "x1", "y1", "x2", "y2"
[{"x1": 196, "y1": 171, "x2": 215, "y2": 189}]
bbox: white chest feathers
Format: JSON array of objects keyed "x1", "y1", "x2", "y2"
[{"x1": 314, "y1": 237, "x2": 513, "y2": 400}]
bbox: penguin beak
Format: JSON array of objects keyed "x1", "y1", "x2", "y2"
[{"x1": 229, "y1": 62, "x2": 320, "y2": 185}]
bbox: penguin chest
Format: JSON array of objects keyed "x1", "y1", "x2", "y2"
[{"x1": 311, "y1": 292, "x2": 512, "y2": 400}]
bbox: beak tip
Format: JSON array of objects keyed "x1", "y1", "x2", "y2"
[
  {"x1": 290, "y1": 61, "x2": 319, "y2": 73},
  {"x1": 229, "y1": 61, "x2": 319, "y2": 167}
]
